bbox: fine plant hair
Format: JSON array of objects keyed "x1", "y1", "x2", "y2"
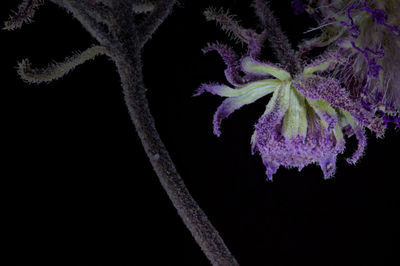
[
  {"x1": 3, "y1": 0, "x2": 44, "y2": 30},
  {"x1": 203, "y1": 7, "x2": 250, "y2": 45},
  {"x1": 4, "y1": 0, "x2": 316, "y2": 265}
]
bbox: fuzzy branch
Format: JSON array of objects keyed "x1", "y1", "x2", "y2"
[
  {"x1": 107, "y1": 2, "x2": 240, "y2": 264},
  {"x1": 204, "y1": 7, "x2": 249, "y2": 44},
  {"x1": 18, "y1": 45, "x2": 107, "y2": 83},
  {"x1": 114, "y1": 52, "x2": 239, "y2": 266},
  {"x1": 7, "y1": 0, "x2": 239, "y2": 265}
]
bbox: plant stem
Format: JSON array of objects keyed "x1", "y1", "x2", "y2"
[
  {"x1": 38, "y1": 1, "x2": 240, "y2": 264},
  {"x1": 112, "y1": 51, "x2": 239, "y2": 266},
  {"x1": 253, "y1": 0, "x2": 301, "y2": 75}
]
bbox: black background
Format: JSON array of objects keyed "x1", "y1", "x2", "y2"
[{"x1": 1, "y1": 1, "x2": 399, "y2": 265}]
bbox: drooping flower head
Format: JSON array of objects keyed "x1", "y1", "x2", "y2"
[
  {"x1": 300, "y1": 0, "x2": 400, "y2": 121},
  {"x1": 196, "y1": 5, "x2": 385, "y2": 180}
]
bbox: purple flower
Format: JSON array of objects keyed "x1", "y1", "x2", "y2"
[
  {"x1": 197, "y1": 4, "x2": 386, "y2": 180},
  {"x1": 197, "y1": 47, "x2": 384, "y2": 179}
]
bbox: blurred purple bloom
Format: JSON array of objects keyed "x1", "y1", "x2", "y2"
[{"x1": 302, "y1": 0, "x2": 400, "y2": 122}]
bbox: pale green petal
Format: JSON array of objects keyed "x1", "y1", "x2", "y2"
[
  {"x1": 213, "y1": 81, "x2": 282, "y2": 136},
  {"x1": 282, "y1": 85, "x2": 308, "y2": 139},
  {"x1": 297, "y1": 94, "x2": 308, "y2": 138},
  {"x1": 333, "y1": 123, "x2": 344, "y2": 144},
  {"x1": 307, "y1": 98, "x2": 338, "y2": 130},
  {"x1": 241, "y1": 56, "x2": 291, "y2": 81},
  {"x1": 262, "y1": 81, "x2": 291, "y2": 115},
  {"x1": 302, "y1": 58, "x2": 335, "y2": 75},
  {"x1": 226, "y1": 79, "x2": 280, "y2": 97},
  {"x1": 196, "y1": 79, "x2": 280, "y2": 98},
  {"x1": 337, "y1": 108, "x2": 358, "y2": 129}
]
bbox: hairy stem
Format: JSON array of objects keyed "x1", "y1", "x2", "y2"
[
  {"x1": 16, "y1": 0, "x2": 239, "y2": 264},
  {"x1": 108, "y1": 1, "x2": 239, "y2": 264},
  {"x1": 253, "y1": 0, "x2": 301, "y2": 75},
  {"x1": 112, "y1": 51, "x2": 239, "y2": 266}
]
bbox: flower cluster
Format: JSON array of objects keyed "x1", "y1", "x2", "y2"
[
  {"x1": 301, "y1": 0, "x2": 400, "y2": 119},
  {"x1": 196, "y1": 6, "x2": 385, "y2": 180}
]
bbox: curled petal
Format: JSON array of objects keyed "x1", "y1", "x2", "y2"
[
  {"x1": 262, "y1": 159, "x2": 280, "y2": 181},
  {"x1": 336, "y1": 109, "x2": 366, "y2": 164},
  {"x1": 195, "y1": 83, "x2": 231, "y2": 97},
  {"x1": 212, "y1": 82, "x2": 279, "y2": 136},
  {"x1": 319, "y1": 154, "x2": 337, "y2": 179},
  {"x1": 202, "y1": 42, "x2": 243, "y2": 86},
  {"x1": 241, "y1": 56, "x2": 291, "y2": 80},
  {"x1": 302, "y1": 55, "x2": 339, "y2": 75},
  {"x1": 346, "y1": 128, "x2": 367, "y2": 164}
]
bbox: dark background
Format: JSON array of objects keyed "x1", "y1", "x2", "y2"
[{"x1": 1, "y1": 1, "x2": 399, "y2": 265}]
